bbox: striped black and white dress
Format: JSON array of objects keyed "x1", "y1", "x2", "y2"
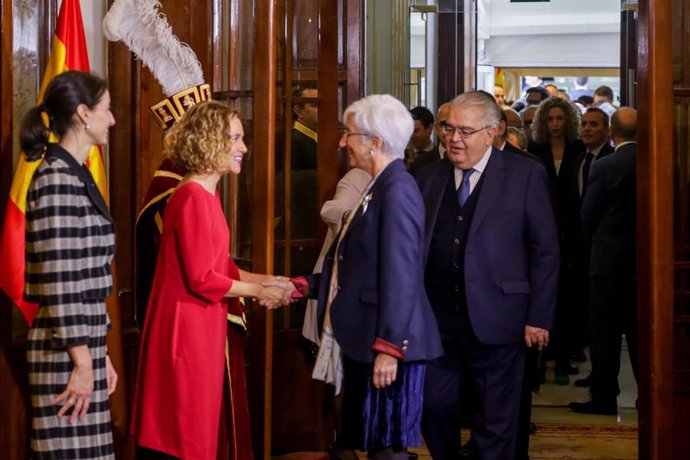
[{"x1": 24, "y1": 144, "x2": 116, "y2": 459}]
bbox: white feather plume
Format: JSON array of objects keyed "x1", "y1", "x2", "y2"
[{"x1": 103, "y1": 0, "x2": 204, "y2": 96}]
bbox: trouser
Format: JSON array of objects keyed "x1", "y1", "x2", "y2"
[
  {"x1": 421, "y1": 309, "x2": 525, "y2": 460},
  {"x1": 589, "y1": 275, "x2": 638, "y2": 401}
]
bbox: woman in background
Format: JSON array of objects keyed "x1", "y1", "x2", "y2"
[
  {"x1": 131, "y1": 100, "x2": 289, "y2": 460},
  {"x1": 22, "y1": 70, "x2": 118, "y2": 459},
  {"x1": 529, "y1": 96, "x2": 586, "y2": 385},
  {"x1": 302, "y1": 165, "x2": 371, "y2": 347},
  {"x1": 528, "y1": 96, "x2": 583, "y2": 185}
]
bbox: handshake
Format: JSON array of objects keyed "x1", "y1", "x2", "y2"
[{"x1": 255, "y1": 276, "x2": 301, "y2": 309}]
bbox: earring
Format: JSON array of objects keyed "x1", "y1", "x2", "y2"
[
  {"x1": 85, "y1": 124, "x2": 90, "y2": 130},
  {"x1": 369, "y1": 150, "x2": 374, "y2": 156}
]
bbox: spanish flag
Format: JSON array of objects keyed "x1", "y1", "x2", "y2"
[{"x1": 0, "y1": 0, "x2": 108, "y2": 326}]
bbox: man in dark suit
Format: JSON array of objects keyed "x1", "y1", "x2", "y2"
[
  {"x1": 418, "y1": 92, "x2": 559, "y2": 460},
  {"x1": 557, "y1": 107, "x2": 615, "y2": 383},
  {"x1": 408, "y1": 106, "x2": 440, "y2": 175},
  {"x1": 569, "y1": 107, "x2": 638, "y2": 415}
]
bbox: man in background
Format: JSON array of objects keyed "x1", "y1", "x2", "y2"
[
  {"x1": 409, "y1": 105, "x2": 441, "y2": 176},
  {"x1": 570, "y1": 108, "x2": 639, "y2": 415}
]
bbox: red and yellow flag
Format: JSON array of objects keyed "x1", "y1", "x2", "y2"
[{"x1": 0, "y1": 0, "x2": 108, "y2": 326}]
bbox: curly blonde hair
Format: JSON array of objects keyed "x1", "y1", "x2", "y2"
[
  {"x1": 531, "y1": 96, "x2": 580, "y2": 144},
  {"x1": 164, "y1": 100, "x2": 239, "y2": 174}
]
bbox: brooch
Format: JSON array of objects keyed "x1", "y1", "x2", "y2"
[{"x1": 362, "y1": 193, "x2": 373, "y2": 214}]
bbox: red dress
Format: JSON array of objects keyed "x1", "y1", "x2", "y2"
[{"x1": 131, "y1": 182, "x2": 243, "y2": 460}]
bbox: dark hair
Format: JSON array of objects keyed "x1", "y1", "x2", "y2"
[
  {"x1": 525, "y1": 86, "x2": 550, "y2": 102},
  {"x1": 409, "y1": 106, "x2": 434, "y2": 128},
  {"x1": 584, "y1": 107, "x2": 610, "y2": 126},
  {"x1": 577, "y1": 95, "x2": 594, "y2": 106},
  {"x1": 511, "y1": 101, "x2": 526, "y2": 112},
  {"x1": 594, "y1": 85, "x2": 614, "y2": 102},
  {"x1": 20, "y1": 70, "x2": 108, "y2": 160},
  {"x1": 292, "y1": 86, "x2": 317, "y2": 110}
]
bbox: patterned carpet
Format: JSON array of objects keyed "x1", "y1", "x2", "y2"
[{"x1": 529, "y1": 422, "x2": 637, "y2": 459}]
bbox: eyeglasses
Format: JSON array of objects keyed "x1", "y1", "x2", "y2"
[
  {"x1": 439, "y1": 123, "x2": 491, "y2": 139},
  {"x1": 342, "y1": 131, "x2": 373, "y2": 139}
]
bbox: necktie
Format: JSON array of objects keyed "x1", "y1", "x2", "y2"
[
  {"x1": 581, "y1": 151, "x2": 594, "y2": 196},
  {"x1": 457, "y1": 168, "x2": 475, "y2": 207}
]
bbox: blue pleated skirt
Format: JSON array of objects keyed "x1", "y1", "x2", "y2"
[{"x1": 338, "y1": 356, "x2": 426, "y2": 451}]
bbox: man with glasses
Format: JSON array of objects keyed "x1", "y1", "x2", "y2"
[{"x1": 417, "y1": 91, "x2": 559, "y2": 460}]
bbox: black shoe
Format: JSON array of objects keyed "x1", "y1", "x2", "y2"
[
  {"x1": 529, "y1": 422, "x2": 537, "y2": 435},
  {"x1": 571, "y1": 350, "x2": 587, "y2": 362},
  {"x1": 574, "y1": 375, "x2": 592, "y2": 387},
  {"x1": 568, "y1": 399, "x2": 617, "y2": 415},
  {"x1": 407, "y1": 451, "x2": 418, "y2": 460}
]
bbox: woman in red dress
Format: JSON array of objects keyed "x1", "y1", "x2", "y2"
[{"x1": 131, "y1": 101, "x2": 288, "y2": 460}]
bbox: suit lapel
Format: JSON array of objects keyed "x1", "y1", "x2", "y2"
[{"x1": 470, "y1": 147, "x2": 505, "y2": 233}]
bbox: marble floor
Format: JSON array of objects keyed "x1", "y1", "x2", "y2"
[{"x1": 274, "y1": 337, "x2": 638, "y2": 460}]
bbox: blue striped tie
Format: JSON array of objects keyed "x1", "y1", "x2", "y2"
[{"x1": 457, "y1": 168, "x2": 475, "y2": 207}]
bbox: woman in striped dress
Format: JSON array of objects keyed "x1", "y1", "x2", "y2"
[{"x1": 21, "y1": 70, "x2": 117, "y2": 459}]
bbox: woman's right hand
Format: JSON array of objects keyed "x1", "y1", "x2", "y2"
[
  {"x1": 256, "y1": 285, "x2": 289, "y2": 309},
  {"x1": 53, "y1": 360, "x2": 94, "y2": 424}
]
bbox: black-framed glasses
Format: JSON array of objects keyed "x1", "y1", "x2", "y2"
[{"x1": 440, "y1": 122, "x2": 491, "y2": 139}]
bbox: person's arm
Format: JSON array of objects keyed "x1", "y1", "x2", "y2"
[
  {"x1": 524, "y1": 165, "x2": 560, "y2": 342},
  {"x1": 53, "y1": 344, "x2": 94, "y2": 424},
  {"x1": 368, "y1": 179, "x2": 428, "y2": 378},
  {"x1": 581, "y1": 161, "x2": 608, "y2": 242},
  {"x1": 321, "y1": 168, "x2": 371, "y2": 231}
]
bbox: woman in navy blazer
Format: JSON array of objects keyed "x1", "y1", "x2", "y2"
[{"x1": 274, "y1": 95, "x2": 442, "y2": 460}]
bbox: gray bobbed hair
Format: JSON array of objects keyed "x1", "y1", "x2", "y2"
[{"x1": 343, "y1": 94, "x2": 413, "y2": 160}]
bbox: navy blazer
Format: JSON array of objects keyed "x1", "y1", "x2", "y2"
[
  {"x1": 416, "y1": 149, "x2": 560, "y2": 345},
  {"x1": 314, "y1": 159, "x2": 443, "y2": 363}
]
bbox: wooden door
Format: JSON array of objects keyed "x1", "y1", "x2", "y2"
[
  {"x1": 268, "y1": 0, "x2": 364, "y2": 454},
  {"x1": 636, "y1": 0, "x2": 678, "y2": 458}
]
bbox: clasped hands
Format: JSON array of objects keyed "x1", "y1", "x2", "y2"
[{"x1": 256, "y1": 277, "x2": 298, "y2": 309}]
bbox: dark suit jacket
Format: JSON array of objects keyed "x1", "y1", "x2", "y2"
[
  {"x1": 291, "y1": 127, "x2": 317, "y2": 170},
  {"x1": 581, "y1": 142, "x2": 637, "y2": 276},
  {"x1": 409, "y1": 145, "x2": 441, "y2": 176},
  {"x1": 558, "y1": 142, "x2": 614, "y2": 261},
  {"x1": 314, "y1": 159, "x2": 443, "y2": 363},
  {"x1": 416, "y1": 150, "x2": 560, "y2": 345}
]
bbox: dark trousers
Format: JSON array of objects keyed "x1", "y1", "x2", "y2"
[
  {"x1": 421, "y1": 310, "x2": 526, "y2": 460},
  {"x1": 515, "y1": 349, "x2": 539, "y2": 460},
  {"x1": 548, "y1": 260, "x2": 588, "y2": 372},
  {"x1": 589, "y1": 275, "x2": 638, "y2": 401}
]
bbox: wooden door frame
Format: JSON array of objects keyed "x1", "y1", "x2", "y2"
[
  {"x1": 251, "y1": 1, "x2": 278, "y2": 458},
  {"x1": 637, "y1": 0, "x2": 674, "y2": 458}
]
